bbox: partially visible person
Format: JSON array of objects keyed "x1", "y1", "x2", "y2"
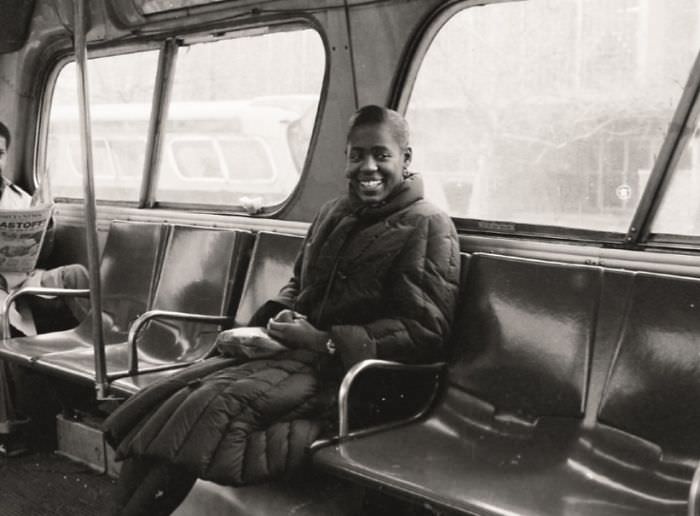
[
  {"x1": 0, "y1": 121, "x2": 89, "y2": 336},
  {"x1": 105, "y1": 105, "x2": 461, "y2": 516}
]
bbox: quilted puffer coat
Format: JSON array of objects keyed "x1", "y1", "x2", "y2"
[
  {"x1": 275, "y1": 173, "x2": 461, "y2": 369},
  {"x1": 104, "y1": 174, "x2": 460, "y2": 486}
]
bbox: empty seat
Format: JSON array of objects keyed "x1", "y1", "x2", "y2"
[
  {"x1": 563, "y1": 272, "x2": 700, "y2": 515},
  {"x1": 35, "y1": 225, "x2": 253, "y2": 383},
  {"x1": 232, "y1": 231, "x2": 303, "y2": 327},
  {"x1": 109, "y1": 230, "x2": 302, "y2": 395},
  {"x1": 0, "y1": 221, "x2": 168, "y2": 364}
]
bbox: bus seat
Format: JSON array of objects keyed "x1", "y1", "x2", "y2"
[
  {"x1": 313, "y1": 253, "x2": 608, "y2": 516},
  {"x1": 560, "y1": 272, "x2": 700, "y2": 514},
  {"x1": 109, "y1": 230, "x2": 302, "y2": 395},
  {"x1": 0, "y1": 220, "x2": 167, "y2": 364},
  {"x1": 232, "y1": 231, "x2": 302, "y2": 327},
  {"x1": 449, "y1": 253, "x2": 600, "y2": 419},
  {"x1": 34, "y1": 225, "x2": 253, "y2": 383},
  {"x1": 596, "y1": 272, "x2": 700, "y2": 459}
]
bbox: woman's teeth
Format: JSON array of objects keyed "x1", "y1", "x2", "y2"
[{"x1": 359, "y1": 179, "x2": 383, "y2": 190}]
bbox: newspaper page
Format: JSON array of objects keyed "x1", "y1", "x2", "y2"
[{"x1": 0, "y1": 204, "x2": 53, "y2": 273}]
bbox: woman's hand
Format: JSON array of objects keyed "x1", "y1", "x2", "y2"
[
  {"x1": 272, "y1": 309, "x2": 303, "y2": 323},
  {"x1": 267, "y1": 313, "x2": 329, "y2": 353}
]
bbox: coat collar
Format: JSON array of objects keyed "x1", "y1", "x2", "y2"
[{"x1": 345, "y1": 173, "x2": 424, "y2": 221}]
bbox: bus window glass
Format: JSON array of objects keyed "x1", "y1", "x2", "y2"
[
  {"x1": 157, "y1": 28, "x2": 324, "y2": 208},
  {"x1": 46, "y1": 51, "x2": 158, "y2": 201},
  {"x1": 651, "y1": 124, "x2": 700, "y2": 236},
  {"x1": 110, "y1": 139, "x2": 147, "y2": 178},
  {"x1": 406, "y1": 0, "x2": 700, "y2": 232},
  {"x1": 170, "y1": 139, "x2": 223, "y2": 179},
  {"x1": 219, "y1": 138, "x2": 275, "y2": 181}
]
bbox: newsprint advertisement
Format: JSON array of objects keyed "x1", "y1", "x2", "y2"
[{"x1": 0, "y1": 204, "x2": 53, "y2": 273}]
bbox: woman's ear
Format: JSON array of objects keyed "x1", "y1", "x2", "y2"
[{"x1": 403, "y1": 147, "x2": 413, "y2": 168}]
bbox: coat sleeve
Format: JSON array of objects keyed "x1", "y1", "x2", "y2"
[{"x1": 330, "y1": 211, "x2": 460, "y2": 370}]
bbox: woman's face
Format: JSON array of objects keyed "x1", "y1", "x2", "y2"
[{"x1": 345, "y1": 122, "x2": 412, "y2": 204}]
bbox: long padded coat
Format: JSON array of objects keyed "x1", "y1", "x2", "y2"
[{"x1": 103, "y1": 174, "x2": 460, "y2": 486}]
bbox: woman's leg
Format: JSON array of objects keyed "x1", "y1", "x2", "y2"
[{"x1": 113, "y1": 457, "x2": 197, "y2": 516}]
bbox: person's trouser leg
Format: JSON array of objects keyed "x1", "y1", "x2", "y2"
[{"x1": 39, "y1": 264, "x2": 90, "y2": 322}]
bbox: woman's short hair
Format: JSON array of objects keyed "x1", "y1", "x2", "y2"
[
  {"x1": 347, "y1": 105, "x2": 409, "y2": 148},
  {"x1": 0, "y1": 121, "x2": 10, "y2": 148}
]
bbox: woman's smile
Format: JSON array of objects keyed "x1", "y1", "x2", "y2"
[{"x1": 357, "y1": 177, "x2": 384, "y2": 193}]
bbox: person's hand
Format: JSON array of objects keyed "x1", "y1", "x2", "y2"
[
  {"x1": 272, "y1": 309, "x2": 305, "y2": 323},
  {"x1": 267, "y1": 315, "x2": 328, "y2": 353}
]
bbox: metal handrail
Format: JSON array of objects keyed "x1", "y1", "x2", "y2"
[
  {"x1": 126, "y1": 309, "x2": 231, "y2": 375},
  {"x1": 1, "y1": 287, "x2": 90, "y2": 340},
  {"x1": 337, "y1": 359, "x2": 446, "y2": 438},
  {"x1": 689, "y1": 462, "x2": 700, "y2": 516}
]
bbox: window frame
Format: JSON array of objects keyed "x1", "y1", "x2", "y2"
[
  {"x1": 395, "y1": 0, "x2": 700, "y2": 251},
  {"x1": 38, "y1": 17, "x2": 328, "y2": 215}
]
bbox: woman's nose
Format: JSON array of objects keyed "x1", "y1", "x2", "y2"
[{"x1": 361, "y1": 155, "x2": 378, "y2": 171}]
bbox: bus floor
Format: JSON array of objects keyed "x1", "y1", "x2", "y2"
[{"x1": 0, "y1": 450, "x2": 117, "y2": 516}]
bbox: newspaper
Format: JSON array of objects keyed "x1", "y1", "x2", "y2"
[{"x1": 0, "y1": 204, "x2": 53, "y2": 273}]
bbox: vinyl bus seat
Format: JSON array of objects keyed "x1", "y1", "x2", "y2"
[
  {"x1": 564, "y1": 271, "x2": 700, "y2": 516},
  {"x1": 0, "y1": 220, "x2": 168, "y2": 364},
  {"x1": 109, "y1": 230, "x2": 303, "y2": 395},
  {"x1": 32, "y1": 225, "x2": 253, "y2": 385}
]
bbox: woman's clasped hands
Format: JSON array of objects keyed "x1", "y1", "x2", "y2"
[{"x1": 266, "y1": 309, "x2": 329, "y2": 353}]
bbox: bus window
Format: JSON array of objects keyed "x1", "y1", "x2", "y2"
[
  {"x1": 46, "y1": 51, "x2": 159, "y2": 202},
  {"x1": 219, "y1": 137, "x2": 275, "y2": 182},
  {"x1": 110, "y1": 139, "x2": 147, "y2": 178},
  {"x1": 169, "y1": 138, "x2": 224, "y2": 179},
  {"x1": 405, "y1": 0, "x2": 700, "y2": 233},
  {"x1": 156, "y1": 29, "x2": 324, "y2": 208},
  {"x1": 651, "y1": 124, "x2": 700, "y2": 236}
]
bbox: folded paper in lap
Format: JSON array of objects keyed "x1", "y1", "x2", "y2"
[{"x1": 215, "y1": 327, "x2": 288, "y2": 359}]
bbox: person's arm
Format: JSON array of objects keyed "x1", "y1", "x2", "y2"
[{"x1": 330, "y1": 212, "x2": 460, "y2": 369}]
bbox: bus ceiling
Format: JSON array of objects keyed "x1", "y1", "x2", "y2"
[{"x1": 0, "y1": 0, "x2": 37, "y2": 53}]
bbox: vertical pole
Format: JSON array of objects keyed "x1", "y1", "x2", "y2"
[{"x1": 73, "y1": 0, "x2": 107, "y2": 398}]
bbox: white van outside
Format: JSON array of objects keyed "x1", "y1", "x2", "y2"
[{"x1": 45, "y1": 95, "x2": 317, "y2": 209}]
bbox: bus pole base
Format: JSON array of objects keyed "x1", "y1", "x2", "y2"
[{"x1": 0, "y1": 418, "x2": 30, "y2": 457}]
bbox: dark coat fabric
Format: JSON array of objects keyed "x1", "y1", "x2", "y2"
[
  {"x1": 105, "y1": 352, "x2": 331, "y2": 485},
  {"x1": 275, "y1": 174, "x2": 461, "y2": 370},
  {"x1": 104, "y1": 174, "x2": 460, "y2": 486}
]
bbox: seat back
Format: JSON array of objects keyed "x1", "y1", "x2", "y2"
[
  {"x1": 598, "y1": 272, "x2": 700, "y2": 460},
  {"x1": 233, "y1": 231, "x2": 303, "y2": 327},
  {"x1": 93, "y1": 220, "x2": 168, "y2": 335},
  {"x1": 136, "y1": 225, "x2": 253, "y2": 363},
  {"x1": 448, "y1": 253, "x2": 602, "y2": 419}
]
